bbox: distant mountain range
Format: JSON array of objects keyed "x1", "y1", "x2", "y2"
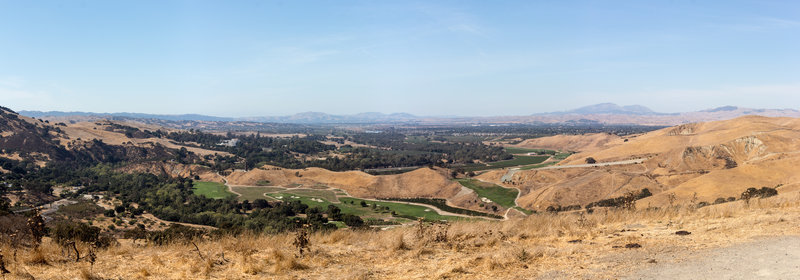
[
  {"x1": 553, "y1": 103, "x2": 666, "y2": 116},
  {"x1": 18, "y1": 103, "x2": 800, "y2": 126},
  {"x1": 19, "y1": 111, "x2": 237, "y2": 122}
]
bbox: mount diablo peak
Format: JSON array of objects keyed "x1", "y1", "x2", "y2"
[{"x1": 564, "y1": 103, "x2": 659, "y2": 115}]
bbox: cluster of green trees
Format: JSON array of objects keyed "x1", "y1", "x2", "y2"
[
  {"x1": 347, "y1": 132, "x2": 512, "y2": 164},
  {"x1": 165, "y1": 131, "x2": 336, "y2": 170},
  {"x1": 165, "y1": 129, "x2": 511, "y2": 171},
  {"x1": 1, "y1": 157, "x2": 357, "y2": 234},
  {"x1": 72, "y1": 166, "x2": 337, "y2": 233},
  {"x1": 584, "y1": 188, "x2": 652, "y2": 210}
]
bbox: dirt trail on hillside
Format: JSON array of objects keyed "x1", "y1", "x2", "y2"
[
  {"x1": 542, "y1": 158, "x2": 646, "y2": 170},
  {"x1": 625, "y1": 236, "x2": 800, "y2": 279}
]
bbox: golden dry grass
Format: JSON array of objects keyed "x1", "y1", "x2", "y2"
[
  {"x1": 512, "y1": 133, "x2": 623, "y2": 153},
  {"x1": 225, "y1": 166, "x2": 465, "y2": 200},
  {"x1": 3, "y1": 192, "x2": 800, "y2": 279},
  {"x1": 494, "y1": 116, "x2": 800, "y2": 210}
]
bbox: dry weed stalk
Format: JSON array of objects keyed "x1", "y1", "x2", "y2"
[
  {"x1": 668, "y1": 193, "x2": 677, "y2": 207},
  {"x1": 0, "y1": 249, "x2": 9, "y2": 274},
  {"x1": 26, "y1": 210, "x2": 45, "y2": 247},
  {"x1": 191, "y1": 241, "x2": 206, "y2": 261},
  {"x1": 292, "y1": 224, "x2": 310, "y2": 256}
]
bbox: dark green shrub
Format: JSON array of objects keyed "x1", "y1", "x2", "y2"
[
  {"x1": 50, "y1": 221, "x2": 101, "y2": 247},
  {"x1": 342, "y1": 214, "x2": 364, "y2": 228},
  {"x1": 741, "y1": 187, "x2": 778, "y2": 201},
  {"x1": 103, "y1": 209, "x2": 115, "y2": 217},
  {"x1": 147, "y1": 224, "x2": 205, "y2": 245}
]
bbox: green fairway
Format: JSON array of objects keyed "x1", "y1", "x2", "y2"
[
  {"x1": 464, "y1": 155, "x2": 549, "y2": 172},
  {"x1": 553, "y1": 152, "x2": 573, "y2": 160},
  {"x1": 503, "y1": 147, "x2": 557, "y2": 155},
  {"x1": 268, "y1": 192, "x2": 465, "y2": 221},
  {"x1": 340, "y1": 198, "x2": 466, "y2": 221},
  {"x1": 192, "y1": 181, "x2": 235, "y2": 199},
  {"x1": 230, "y1": 186, "x2": 283, "y2": 201},
  {"x1": 456, "y1": 179, "x2": 518, "y2": 208}
]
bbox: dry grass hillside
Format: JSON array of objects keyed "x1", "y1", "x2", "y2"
[
  {"x1": 119, "y1": 162, "x2": 224, "y2": 183},
  {"x1": 512, "y1": 133, "x2": 623, "y2": 153},
  {"x1": 488, "y1": 116, "x2": 800, "y2": 210},
  {"x1": 60, "y1": 121, "x2": 228, "y2": 157},
  {"x1": 4, "y1": 191, "x2": 800, "y2": 279},
  {"x1": 226, "y1": 166, "x2": 468, "y2": 202}
]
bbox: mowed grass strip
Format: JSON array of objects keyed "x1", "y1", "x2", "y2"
[
  {"x1": 456, "y1": 179, "x2": 518, "y2": 208},
  {"x1": 230, "y1": 186, "x2": 284, "y2": 201},
  {"x1": 340, "y1": 198, "x2": 466, "y2": 221},
  {"x1": 192, "y1": 181, "x2": 235, "y2": 199}
]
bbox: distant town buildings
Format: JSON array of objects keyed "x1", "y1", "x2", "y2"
[{"x1": 217, "y1": 138, "x2": 239, "y2": 147}]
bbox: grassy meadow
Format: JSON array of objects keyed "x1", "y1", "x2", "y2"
[{"x1": 192, "y1": 181, "x2": 235, "y2": 199}]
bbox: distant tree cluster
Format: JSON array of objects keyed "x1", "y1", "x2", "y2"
[{"x1": 585, "y1": 188, "x2": 652, "y2": 210}]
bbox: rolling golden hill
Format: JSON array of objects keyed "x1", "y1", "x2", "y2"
[{"x1": 487, "y1": 116, "x2": 800, "y2": 210}]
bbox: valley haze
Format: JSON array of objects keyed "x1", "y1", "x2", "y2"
[
  {"x1": 2, "y1": 0, "x2": 800, "y2": 279},
  {"x1": 18, "y1": 103, "x2": 800, "y2": 126}
]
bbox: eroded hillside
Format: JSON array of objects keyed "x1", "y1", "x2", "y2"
[{"x1": 485, "y1": 116, "x2": 800, "y2": 210}]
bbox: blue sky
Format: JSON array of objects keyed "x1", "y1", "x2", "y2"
[{"x1": 0, "y1": 0, "x2": 798, "y2": 117}]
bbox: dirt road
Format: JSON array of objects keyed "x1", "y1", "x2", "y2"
[
  {"x1": 498, "y1": 158, "x2": 646, "y2": 183},
  {"x1": 626, "y1": 236, "x2": 800, "y2": 279},
  {"x1": 539, "y1": 158, "x2": 646, "y2": 170}
]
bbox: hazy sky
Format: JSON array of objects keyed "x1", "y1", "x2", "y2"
[{"x1": 1, "y1": 1, "x2": 799, "y2": 117}]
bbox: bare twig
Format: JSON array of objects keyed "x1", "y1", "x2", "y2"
[
  {"x1": 70, "y1": 241, "x2": 81, "y2": 262},
  {"x1": 191, "y1": 241, "x2": 206, "y2": 261}
]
